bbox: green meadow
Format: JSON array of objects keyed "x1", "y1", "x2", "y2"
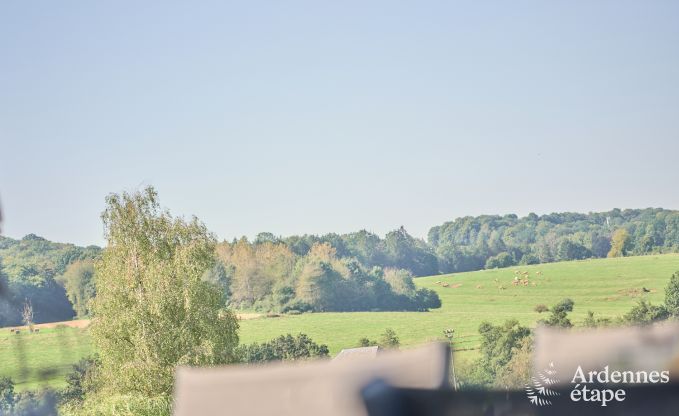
[
  {"x1": 2, "y1": 254, "x2": 677, "y2": 391},
  {"x1": 0, "y1": 326, "x2": 93, "y2": 392}
]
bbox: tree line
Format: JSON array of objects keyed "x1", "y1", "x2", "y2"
[{"x1": 2, "y1": 205, "x2": 678, "y2": 324}]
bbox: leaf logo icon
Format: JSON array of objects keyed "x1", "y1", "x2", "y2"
[{"x1": 525, "y1": 362, "x2": 560, "y2": 406}]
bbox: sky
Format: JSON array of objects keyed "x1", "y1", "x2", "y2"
[{"x1": 1, "y1": 1, "x2": 678, "y2": 247}]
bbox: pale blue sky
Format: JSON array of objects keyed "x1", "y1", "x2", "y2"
[{"x1": 1, "y1": 1, "x2": 678, "y2": 247}]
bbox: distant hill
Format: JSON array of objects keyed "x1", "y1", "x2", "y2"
[{"x1": 1, "y1": 207, "x2": 678, "y2": 325}]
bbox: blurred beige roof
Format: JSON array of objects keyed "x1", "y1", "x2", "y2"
[
  {"x1": 174, "y1": 342, "x2": 449, "y2": 416},
  {"x1": 333, "y1": 346, "x2": 382, "y2": 362}
]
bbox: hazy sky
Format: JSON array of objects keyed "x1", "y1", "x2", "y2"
[{"x1": 1, "y1": 1, "x2": 678, "y2": 247}]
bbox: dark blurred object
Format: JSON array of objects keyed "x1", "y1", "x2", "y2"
[{"x1": 362, "y1": 382, "x2": 679, "y2": 416}]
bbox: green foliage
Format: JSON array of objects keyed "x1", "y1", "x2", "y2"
[
  {"x1": 582, "y1": 310, "x2": 612, "y2": 327},
  {"x1": 467, "y1": 319, "x2": 531, "y2": 386},
  {"x1": 60, "y1": 394, "x2": 171, "y2": 416},
  {"x1": 237, "y1": 333, "x2": 329, "y2": 363},
  {"x1": 557, "y1": 239, "x2": 590, "y2": 261},
  {"x1": 665, "y1": 271, "x2": 679, "y2": 317},
  {"x1": 378, "y1": 328, "x2": 400, "y2": 349},
  {"x1": 56, "y1": 260, "x2": 96, "y2": 318},
  {"x1": 61, "y1": 355, "x2": 99, "y2": 407},
  {"x1": 485, "y1": 252, "x2": 514, "y2": 269},
  {"x1": 431, "y1": 209, "x2": 679, "y2": 273},
  {"x1": 220, "y1": 240, "x2": 440, "y2": 313},
  {"x1": 608, "y1": 228, "x2": 630, "y2": 258},
  {"x1": 0, "y1": 377, "x2": 14, "y2": 413},
  {"x1": 533, "y1": 304, "x2": 548, "y2": 313},
  {"x1": 621, "y1": 300, "x2": 669, "y2": 325},
  {"x1": 494, "y1": 336, "x2": 533, "y2": 389},
  {"x1": 0, "y1": 235, "x2": 100, "y2": 326},
  {"x1": 358, "y1": 337, "x2": 377, "y2": 347},
  {"x1": 356, "y1": 328, "x2": 400, "y2": 349},
  {"x1": 90, "y1": 187, "x2": 239, "y2": 399},
  {"x1": 541, "y1": 298, "x2": 574, "y2": 328}
]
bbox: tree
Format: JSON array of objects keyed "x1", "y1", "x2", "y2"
[
  {"x1": 21, "y1": 299, "x2": 34, "y2": 329},
  {"x1": 472, "y1": 319, "x2": 531, "y2": 385},
  {"x1": 485, "y1": 252, "x2": 514, "y2": 269},
  {"x1": 57, "y1": 259, "x2": 96, "y2": 317},
  {"x1": 237, "y1": 333, "x2": 329, "y2": 363},
  {"x1": 557, "y1": 239, "x2": 590, "y2": 261},
  {"x1": 90, "y1": 187, "x2": 239, "y2": 399},
  {"x1": 495, "y1": 337, "x2": 532, "y2": 389},
  {"x1": 665, "y1": 271, "x2": 679, "y2": 317},
  {"x1": 607, "y1": 229, "x2": 630, "y2": 258},
  {"x1": 541, "y1": 298, "x2": 574, "y2": 328}
]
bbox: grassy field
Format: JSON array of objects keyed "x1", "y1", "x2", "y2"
[
  {"x1": 1, "y1": 254, "x2": 678, "y2": 391},
  {"x1": 0, "y1": 326, "x2": 93, "y2": 391}
]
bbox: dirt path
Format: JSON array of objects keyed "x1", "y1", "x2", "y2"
[{"x1": 4, "y1": 312, "x2": 263, "y2": 331}]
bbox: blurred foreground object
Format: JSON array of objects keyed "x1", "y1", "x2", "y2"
[
  {"x1": 174, "y1": 342, "x2": 449, "y2": 416},
  {"x1": 534, "y1": 321, "x2": 679, "y2": 385}
]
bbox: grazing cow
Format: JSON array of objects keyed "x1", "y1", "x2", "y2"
[{"x1": 442, "y1": 283, "x2": 449, "y2": 287}]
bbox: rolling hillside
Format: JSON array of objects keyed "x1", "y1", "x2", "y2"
[{"x1": 2, "y1": 254, "x2": 678, "y2": 391}]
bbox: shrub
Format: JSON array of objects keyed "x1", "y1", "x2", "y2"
[
  {"x1": 61, "y1": 355, "x2": 100, "y2": 407},
  {"x1": 665, "y1": 271, "x2": 679, "y2": 317},
  {"x1": 540, "y1": 298, "x2": 574, "y2": 328},
  {"x1": 582, "y1": 311, "x2": 612, "y2": 328},
  {"x1": 378, "y1": 328, "x2": 400, "y2": 349},
  {"x1": 534, "y1": 304, "x2": 549, "y2": 313},
  {"x1": 622, "y1": 300, "x2": 669, "y2": 325},
  {"x1": 358, "y1": 337, "x2": 377, "y2": 347}
]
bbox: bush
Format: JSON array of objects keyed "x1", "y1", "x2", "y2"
[
  {"x1": 61, "y1": 355, "x2": 100, "y2": 407},
  {"x1": 533, "y1": 304, "x2": 549, "y2": 313},
  {"x1": 540, "y1": 298, "x2": 574, "y2": 328},
  {"x1": 665, "y1": 271, "x2": 679, "y2": 317},
  {"x1": 358, "y1": 337, "x2": 377, "y2": 347},
  {"x1": 582, "y1": 311, "x2": 612, "y2": 328},
  {"x1": 622, "y1": 300, "x2": 669, "y2": 325},
  {"x1": 378, "y1": 328, "x2": 400, "y2": 349}
]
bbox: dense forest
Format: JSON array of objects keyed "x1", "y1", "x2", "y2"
[
  {"x1": 0, "y1": 235, "x2": 99, "y2": 326},
  {"x1": 1, "y1": 208, "x2": 678, "y2": 324}
]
